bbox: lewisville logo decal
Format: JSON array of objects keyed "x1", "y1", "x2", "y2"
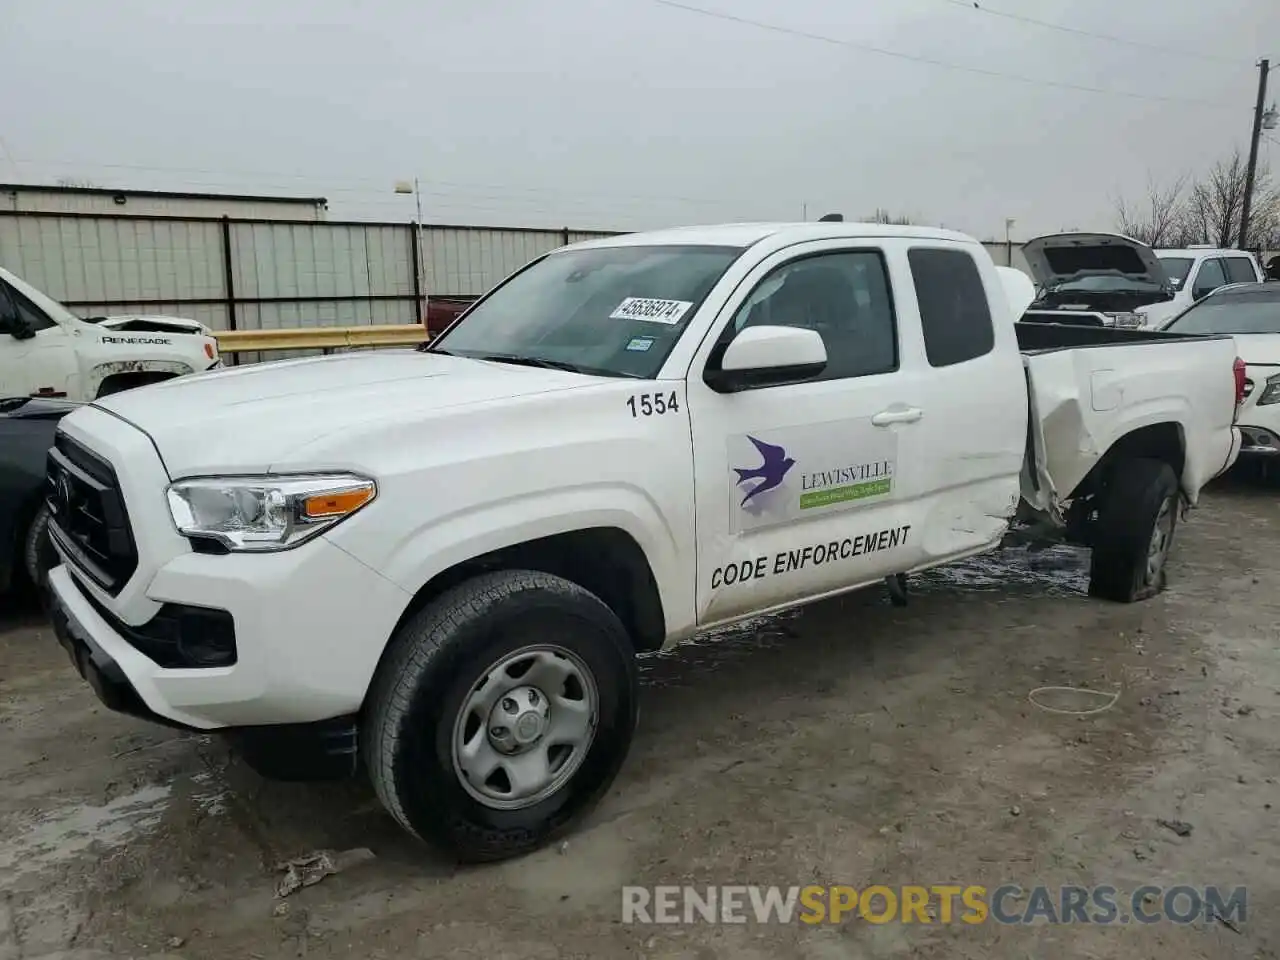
[
  {"x1": 798, "y1": 460, "x2": 893, "y2": 509},
  {"x1": 733, "y1": 436, "x2": 795, "y2": 507}
]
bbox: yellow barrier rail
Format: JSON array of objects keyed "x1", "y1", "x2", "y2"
[{"x1": 213, "y1": 324, "x2": 431, "y2": 355}]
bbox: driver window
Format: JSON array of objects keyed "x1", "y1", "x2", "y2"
[{"x1": 726, "y1": 251, "x2": 897, "y2": 381}]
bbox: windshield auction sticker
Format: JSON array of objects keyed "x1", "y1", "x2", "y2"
[{"x1": 609, "y1": 298, "x2": 694, "y2": 325}]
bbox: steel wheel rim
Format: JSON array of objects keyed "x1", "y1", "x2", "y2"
[
  {"x1": 1146, "y1": 496, "x2": 1174, "y2": 584},
  {"x1": 450, "y1": 644, "x2": 599, "y2": 811}
]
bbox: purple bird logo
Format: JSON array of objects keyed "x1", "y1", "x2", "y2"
[{"x1": 733, "y1": 436, "x2": 796, "y2": 506}]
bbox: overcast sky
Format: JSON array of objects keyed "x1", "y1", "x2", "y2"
[{"x1": 2, "y1": 0, "x2": 1276, "y2": 239}]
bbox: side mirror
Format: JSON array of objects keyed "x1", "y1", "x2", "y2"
[
  {"x1": 705, "y1": 325, "x2": 827, "y2": 393},
  {"x1": 0, "y1": 312, "x2": 35, "y2": 341}
]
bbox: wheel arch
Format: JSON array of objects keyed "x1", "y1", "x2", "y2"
[
  {"x1": 89, "y1": 360, "x2": 193, "y2": 398},
  {"x1": 1069, "y1": 421, "x2": 1186, "y2": 501},
  {"x1": 381, "y1": 526, "x2": 668, "y2": 662}
]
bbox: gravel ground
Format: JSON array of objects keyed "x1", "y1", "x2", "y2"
[{"x1": 1, "y1": 473, "x2": 1277, "y2": 959}]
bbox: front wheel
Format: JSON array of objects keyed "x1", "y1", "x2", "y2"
[
  {"x1": 23, "y1": 503, "x2": 57, "y2": 591},
  {"x1": 362, "y1": 570, "x2": 638, "y2": 862},
  {"x1": 1088, "y1": 458, "x2": 1180, "y2": 602}
]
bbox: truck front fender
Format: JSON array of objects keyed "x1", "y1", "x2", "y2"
[{"x1": 331, "y1": 482, "x2": 693, "y2": 644}]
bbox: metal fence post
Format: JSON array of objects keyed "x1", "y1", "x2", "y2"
[
  {"x1": 220, "y1": 216, "x2": 239, "y2": 365},
  {"x1": 410, "y1": 221, "x2": 423, "y2": 324}
]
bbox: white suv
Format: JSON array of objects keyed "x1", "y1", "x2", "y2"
[{"x1": 1139, "y1": 247, "x2": 1264, "y2": 328}]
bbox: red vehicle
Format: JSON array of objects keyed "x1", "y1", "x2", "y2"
[{"x1": 424, "y1": 297, "x2": 477, "y2": 337}]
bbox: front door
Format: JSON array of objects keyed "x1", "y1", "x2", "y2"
[{"x1": 686, "y1": 242, "x2": 927, "y2": 625}]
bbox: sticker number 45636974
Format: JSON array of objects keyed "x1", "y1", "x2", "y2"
[{"x1": 626, "y1": 391, "x2": 680, "y2": 418}]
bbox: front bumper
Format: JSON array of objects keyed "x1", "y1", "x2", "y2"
[
  {"x1": 48, "y1": 526, "x2": 411, "y2": 730},
  {"x1": 48, "y1": 569, "x2": 363, "y2": 779},
  {"x1": 46, "y1": 406, "x2": 414, "y2": 730}
]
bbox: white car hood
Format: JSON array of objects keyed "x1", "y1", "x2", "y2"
[
  {"x1": 88, "y1": 350, "x2": 600, "y2": 476},
  {"x1": 1023, "y1": 232, "x2": 1169, "y2": 289}
]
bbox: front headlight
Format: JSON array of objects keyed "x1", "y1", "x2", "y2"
[
  {"x1": 166, "y1": 474, "x2": 376, "y2": 551},
  {"x1": 1258, "y1": 374, "x2": 1280, "y2": 406}
]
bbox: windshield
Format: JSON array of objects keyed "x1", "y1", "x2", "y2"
[
  {"x1": 1157, "y1": 256, "x2": 1193, "y2": 287},
  {"x1": 1164, "y1": 288, "x2": 1280, "y2": 334},
  {"x1": 1051, "y1": 275, "x2": 1165, "y2": 293},
  {"x1": 430, "y1": 244, "x2": 742, "y2": 378}
]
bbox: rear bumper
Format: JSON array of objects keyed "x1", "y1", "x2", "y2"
[{"x1": 1236, "y1": 424, "x2": 1280, "y2": 457}]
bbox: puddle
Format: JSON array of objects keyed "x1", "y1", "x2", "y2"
[
  {"x1": 190, "y1": 770, "x2": 232, "y2": 817},
  {"x1": 915, "y1": 544, "x2": 1088, "y2": 597},
  {"x1": 0, "y1": 783, "x2": 172, "y2": 884},
  {"x1": 638, "y1": 545, "x2": 1088, "y2": 687}
]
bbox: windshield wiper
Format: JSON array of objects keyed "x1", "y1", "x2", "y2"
[
  {"x1": 472, "y1": 353, "x2": 643, "y2": 378},
  {"x1": 474, "y1": 353, "x2": 585, "y2": 373}
]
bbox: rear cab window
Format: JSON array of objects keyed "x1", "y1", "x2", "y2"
[
  {"x1": 1225, "y1": 257, "x2": 1259, "y2": 284},
  {"x1": 907, "y1": 248, "x2": 995, "y2": 367},
  {"x1": 1192, "y1": 258, "x2": 1228, "y2": 295}
]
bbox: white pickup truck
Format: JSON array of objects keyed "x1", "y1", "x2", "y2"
[
  {"x1": 44, "y1": 222, "x2": 1242, "y2": 862},
  {"x1": 0, "y1": 266, "x2": 221, "y2": 401}
]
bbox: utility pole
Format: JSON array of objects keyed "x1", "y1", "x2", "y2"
[
  {"x1": 394, "y1": 179, "x2": 429, "y2": 323},
  {"x1": 1239, "y1": 58, "x2": 1270, "y2": 251}
]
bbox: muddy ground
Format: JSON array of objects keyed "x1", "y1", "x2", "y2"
[{"x1": 1, "y1": 473, "x2": 1278, "y2": 959}]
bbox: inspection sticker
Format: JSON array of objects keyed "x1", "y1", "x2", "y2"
[
  {"x1": 626, "y1": 336, "x2": 656, "y2": 352},
  {"x1": 609, "y1": 297, "x2": 693, "y2": 325}
]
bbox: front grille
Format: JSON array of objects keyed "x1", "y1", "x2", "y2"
[{"x1": 46, "y1": 434, "x2": 138, "y2": 595}]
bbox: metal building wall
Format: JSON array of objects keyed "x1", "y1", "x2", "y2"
[
  {"x1": 1, "y1": 188, "x2": 327, "y2": 221},
  {"x1": 0, "y1": 214, "x2": 229, "y2": 329},
  {"x1": 0, "y1": 211, "x2": 621, "y2": 363},
  {"x1": 420, "y1": 226, "x2": 617, "y2": 296}
]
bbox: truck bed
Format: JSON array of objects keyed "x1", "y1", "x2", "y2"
[
  {"x1": 1014, "y1": 321, "x2": 1239, "y2": 519},
  {"x1": 1014, "y1": 321, "x2": 1223, "y2": 352}
]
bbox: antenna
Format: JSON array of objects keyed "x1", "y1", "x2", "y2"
[{"x1": 818, "y1": 213, "x2": 844, "y2": 222}]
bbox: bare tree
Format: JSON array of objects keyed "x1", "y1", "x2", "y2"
[
  {"x1": 1179, "y1": 148, "x2": 1276, "y2": 249},
  {"x1": 1113, "y1": 173, "x2": 1192, "y2": 247},
  {"x1": 864, "y1": 207, "x2": 917, "y2": 225},
  {"x1": 1113, "y1": 148, "x2": 1280, "y2": 251}
]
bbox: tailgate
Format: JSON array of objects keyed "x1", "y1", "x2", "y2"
[{"x1": 1020, "y1": 332, "x2": 1239, "y2": 517}]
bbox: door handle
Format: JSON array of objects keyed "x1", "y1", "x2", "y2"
[{"x1": 871, "y1": 407, "x2": 923, "y2": 427}]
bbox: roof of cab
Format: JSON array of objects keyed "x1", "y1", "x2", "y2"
[{"x1": 561, "y1": 221, "x2": 980, "y2": 252}]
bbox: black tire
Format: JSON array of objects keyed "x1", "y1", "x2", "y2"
[
  {"x1": 362, "y1": 569, "x2": 638, "y2": 863},
  {"x1": 23, "y1": 503, "x2": 56, "y2": 591},
  {"x1": 1088, "y1": 458, "x2": 1179, "y2": 603}
]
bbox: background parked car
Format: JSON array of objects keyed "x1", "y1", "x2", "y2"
[
  {"x1": 1, "y1": 396, "x2": 79, "y2": 596},
  {"x1": 1138, "y1": 247, "x2": 1265, "y2": 327},
  {"x1": 1159, "y1": 282, "x2": 1280, "y2": 459}
]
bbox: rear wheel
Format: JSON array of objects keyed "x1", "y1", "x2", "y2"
[
  {"x1": 363, "y1": 570, "x2": 637, "y2": 862},
  {"x1": 1088, "y1": 458, "x2": 1179, "y2": 602}
]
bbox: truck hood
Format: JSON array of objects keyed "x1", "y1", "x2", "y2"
[
  {"x1": 86, "y1": 314, "x2": 212, "y2": 336},
  {"x1": 1023, "y1": 232, "x2": 1169, "y2": 289},
  {"x1": 88, "y1": 350, "x2": 602, "y2": 476}
]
